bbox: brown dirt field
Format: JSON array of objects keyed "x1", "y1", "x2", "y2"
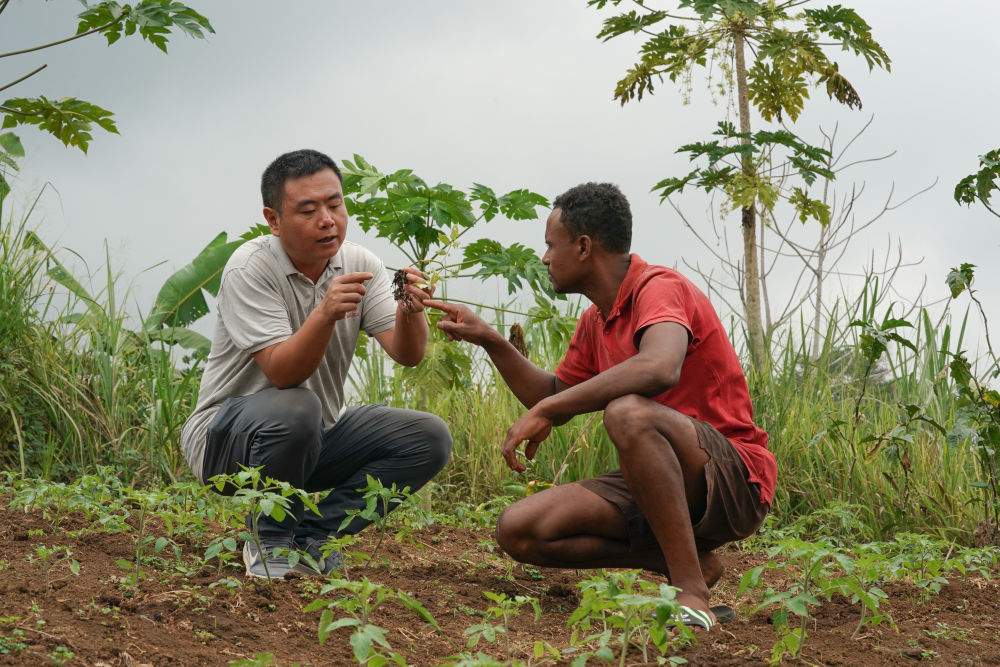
[{"x1": 1, "y1": 503, "x2": 999, "y2": 666}]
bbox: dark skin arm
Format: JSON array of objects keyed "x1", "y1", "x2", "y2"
[
  {"x1": 424, "y1": 299, "x2": 570, "y2": 410},
  {"x1": 500, "y1": 321, "x2": 688, "y2": 471}
]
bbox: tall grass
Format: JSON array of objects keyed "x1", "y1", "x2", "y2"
[
  {"x1": 0, "y1": 207, "x2": 199, "y2": 484},
  {"x1": 2, "y1": 207, "x2": 992, "y2": 543},
  {"x1": 347, "y1": 283, "x2": 987, "y2": 542}
]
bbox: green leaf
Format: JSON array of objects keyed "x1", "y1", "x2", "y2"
[
  {"x1": 464, "y1": 240, "x2": 556, "y2": 298},
  {"x1": 22, "y1": 231, "x2": 101, "y2": 316},
  {"x1": 0, "y1": 132, "x2": 25, "y2": 158},
  {"x1": 77, "y1": 1, "x2": 215, "y2": 53},
  {"x1": 803, "y1": 5, "x2": 891, "y2": 71},
  {"x1": 954, "y1": 149, "x2": 1000, "y2": 216},
  {"x1": 946, "y1": 263, "x2": 975, "y2": 299},
  {"x1": 145, "y1": 326, "x2": 211, "y2": 354},
  {"x1": 351, "y1": 624, "x2": 391, "y2": 662},
  {"x1": 143, "y1": 233, "x2": 244, "y2": 329},
  {"x1": 1, "y1": 96, "x2": 117, "y2": 153}
]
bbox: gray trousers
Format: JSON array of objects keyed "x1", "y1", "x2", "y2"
[{"x1": 202, "y1": 387, "x2": 452, "y2": 539}]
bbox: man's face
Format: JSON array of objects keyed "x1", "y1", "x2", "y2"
[
  {"x1": 264, "y1": 168, "x2": 348, "y2": 281},
  {"x1": 542, "y1": 209, "x2": 583, "y2": 294}
]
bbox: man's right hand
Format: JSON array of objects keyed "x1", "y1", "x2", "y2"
[
  {"x1": 423, "y1": 300, "x2": 498, "y2": 347},
  {"x1": 319, "y1": 272, "x2": 373, "y2": 322}
]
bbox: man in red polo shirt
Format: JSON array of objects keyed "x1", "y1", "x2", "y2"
[{"x1": 424, "y1": 182, "x2": 775, "y2": 630}]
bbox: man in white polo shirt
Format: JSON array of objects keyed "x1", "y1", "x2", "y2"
[{"x1": 181, "y1": 149, "x2": 452, "y2": 578}]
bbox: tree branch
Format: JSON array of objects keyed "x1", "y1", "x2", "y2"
[
  {"x1": 0, "y1": 18, "x2": 121, "y2": 60},
  {"x1": 0, "y1": 64, "x2": 47, "y2": 95}
]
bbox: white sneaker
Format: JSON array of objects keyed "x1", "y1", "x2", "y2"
[{"x1": 242, "y1": 538, "x2": 297, "y2": 579}]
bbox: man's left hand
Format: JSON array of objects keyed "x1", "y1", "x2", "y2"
[
  {"x1": 398, "y1": 267, "x2": 434, "y2": 313},
  {"x1": 501, "y1": 408, "x2": 553, "y2": 472}
]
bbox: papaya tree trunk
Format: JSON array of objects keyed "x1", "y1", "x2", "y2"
[{"x1": 733, "y1": 26, "x2": 768, "y2": 369}]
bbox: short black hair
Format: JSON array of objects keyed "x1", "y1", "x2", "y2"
[
  {"x1": 552, "y1": 182, "x2": 632, "y2": 254},
  {"x1": 261, "y1": 149, "x2": 342, "y2": 210}
]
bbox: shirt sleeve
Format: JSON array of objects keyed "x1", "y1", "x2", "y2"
[
  {"x1": 218, "y1": 266, "x2": 292, "y2": 354},
  {"x1": 632, "y1": 272, "x2": 695, "y2": 345},
  {"x1": 555, "y1": 314, "x2": 599, "y2": 387},
  {"x1": 357, "y1": 253, "x2": 397, "y2": 336}
]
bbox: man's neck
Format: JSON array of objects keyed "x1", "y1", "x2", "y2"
[{"x1": 586, "y1": 253, "x2": 632, "y2": 318}]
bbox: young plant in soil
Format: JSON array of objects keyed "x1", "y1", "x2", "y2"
[
  {"x1": 569, "y1": 570, "x2": 692, "y2": 667},
  {"x1": 339, "y1": 474, "x2": 413, "y2": 568},
  {"x1": 463, "y1": 591, "x2": 540, "y2": 662},
  {"x1": 208, "y1": 465, "x2": 320, "y2": 583},
  {"x1": 305, "y1": 576, "x2": 450, "y2": 663}
]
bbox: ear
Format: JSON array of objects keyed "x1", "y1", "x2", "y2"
[
  {"x1": 576, "y1": 234, "x2": 593, "y2": 261},
  {"x1": 263, "y1": 207, "x2": 280, "y2": 235}
]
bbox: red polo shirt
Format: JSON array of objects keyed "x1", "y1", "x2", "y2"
[{"x1": 556, "y1": 255, "x2": 776, "y2": 505}]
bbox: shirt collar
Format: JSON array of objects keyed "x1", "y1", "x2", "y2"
[
  {"x1": 267, "y1": 235, "x2": 343, "y2": 282},
  {"x1": 605, "y1": 253, "x2": 647, "y2": 322}
]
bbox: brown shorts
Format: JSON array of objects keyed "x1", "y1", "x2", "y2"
[{"x1": 576, "y1": 418, "x2": 769, "y2": 552}]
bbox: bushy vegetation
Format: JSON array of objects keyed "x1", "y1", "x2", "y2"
[{"x1": 1, "y1": 189, "x2": 998, "y2": 546}]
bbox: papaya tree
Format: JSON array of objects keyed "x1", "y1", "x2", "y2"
[
  {"x1": 0, "y1": 0, "x2": 213, "y2": 201},
  {"x1": 945, "y1": 150, "x2": 1000, "y2": 542},
  {"x1": 340, "y1": 155, "x2": 571, "y2": 390},
  {"x1": 587, "y1": 0, "x2": 890, "y2": 366}
]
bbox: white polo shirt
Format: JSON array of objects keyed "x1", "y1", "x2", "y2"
[{"x1": 180, "y1": 235, "x2": 397, "y2": 482}]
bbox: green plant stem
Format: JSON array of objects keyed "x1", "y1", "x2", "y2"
[{"x1": 429, "y1": 297, "x2": 540, "y2": 319}]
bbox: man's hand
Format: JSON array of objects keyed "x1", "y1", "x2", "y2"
[
  {"x1": 501, "y1": 407, "x2": 553, "y2": 472},
  {"x1": 423, "y1": 300, "x2": 499, "y2": 346},
  {"x1": 396, "y1": 267, "x2": 435, "y2": 313},
  {"x1": 318, "y1": 272, "x2": 373, "y2": 321}
]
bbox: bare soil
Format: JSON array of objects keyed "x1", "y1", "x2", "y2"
[{"x1": 1, "y1": 503, "x2": 999, "y2": 666}]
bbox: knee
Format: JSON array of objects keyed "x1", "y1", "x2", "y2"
[
  {"x1": 603, "y1": 394, "x2": 655, "y2": 446},
  {"x1": 415, "y1": 413, "x2": 453, "y2": 472},
  {"x1": 262, "y1": 388, "x2": 322, "y2": 446},
  {"x1": 495, "y1": 503, "x2": 535, "y2": 561}
]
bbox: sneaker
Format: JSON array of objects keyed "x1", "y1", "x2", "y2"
[
  {"x1": 294, "y1": 536, "x2": 343, "y2": 575},
  {"x1": 243, "y1": 537, "x2": 298, "y2": 579}
]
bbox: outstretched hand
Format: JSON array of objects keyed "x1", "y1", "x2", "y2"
[
  {"x1": 422, "y1": 299, "x2": 497, "y2": 346},
  {"x1": 501, "y1": 408, "x2": 553, "y2": 472}
]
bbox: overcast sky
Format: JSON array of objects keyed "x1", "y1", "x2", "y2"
[{"x1": 6, "y1": 1, "x2": 999, "y2": 354}]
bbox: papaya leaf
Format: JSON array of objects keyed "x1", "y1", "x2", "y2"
[
  {"x1": 1, "y1": 96, "x2": 118, "y2": 153},
  {"x1": 466, "y1": 241, "x2": 556, "y2": 298},
  {"x1": 77, "y1": 0, "x2": 215, "y2": 53}
]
